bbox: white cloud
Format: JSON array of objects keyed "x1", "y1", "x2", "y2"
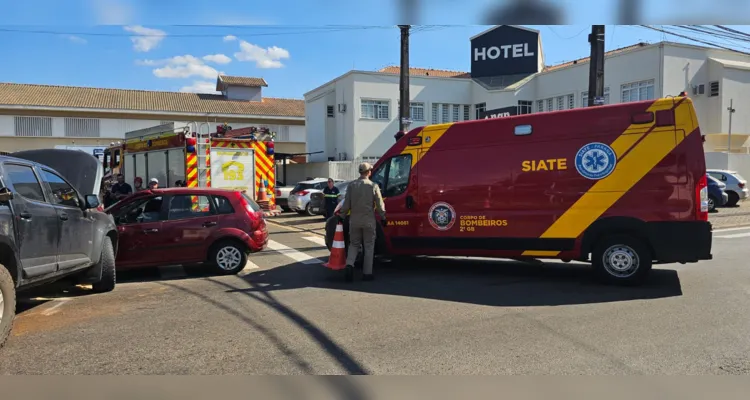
[
  {"x1": 203, "y1": 54, "x2": 232, "y2": 64},
  {"x1": 65, "y1": 35, "x2": 87, "y2": 44},
  {"x1": 154, "y1": 63, "x2": 219, "y2": 80},
  {"x1": 91, "y1": 0, "x2": 134, "y2": 25},
  {"x1": 223, "y1": 35, "x2": 237, "y2": 42},
  {"x1": 234, "y1": 40, "x2": 290, "y2": 68},
  {"x1": 123, "y1": 25, "x2": 167, "y2": 52},
  {"x1": 180, "y1": 81, "x2": 220, "y2": 94}
]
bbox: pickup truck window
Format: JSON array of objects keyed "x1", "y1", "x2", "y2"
[
  {"x1": 40, "y1": 169, "x2": 80, "y2": 208},
  {"x1": 3, "y1": 163, "x2": 45, "y2": 202}
]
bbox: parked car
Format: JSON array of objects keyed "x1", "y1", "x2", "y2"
[
  {"x1": 309, "y1": 180, "x2": 352, "y2": 218},
  {"x1": 0, "y1": 154, "x2": 117, "y2": 349},
  {"x1": 274, "y1": 180, "x2": 293, "y2": 212},
  {"x1": 105, "y1": 187, "x2": 267, "y2": 274},
  {"x1": 287, "y1": 178, "x2": 344, "y2": 216},
  {"x1": 707, "y1": 169, "x2": 747, "y2": 207},
  {"x1": 706, "y1": 174, "x2": 728, "y2": 212}
]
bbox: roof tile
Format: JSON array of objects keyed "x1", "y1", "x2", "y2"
[
  {"x1": 217, "y1": 75, "x2": 269, "y2": 88},
  {"x1": 0, "y1": 82, "x2": 304, "y2": 118}
]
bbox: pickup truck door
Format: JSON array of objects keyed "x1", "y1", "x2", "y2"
[
  {"x1": 39, "y1": 169, "x2": 93, "y2": 271},
  {"x1": 1, "y1": 163, "x2": 60, "y2": 278}
]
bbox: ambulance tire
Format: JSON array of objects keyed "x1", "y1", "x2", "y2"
[{"x1": 591, "y1": 235, "x2": 652, "y2": 286}]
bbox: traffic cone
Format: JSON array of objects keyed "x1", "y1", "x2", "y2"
[
  {"x1": 257, "y1": 180, "x2": 269, "y2": 202},
  {"x1": 324, "y1": 222, "x2": 347, "y2": 270}
]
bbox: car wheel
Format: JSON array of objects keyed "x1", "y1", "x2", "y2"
[
  {"x1": 91, "y1": 236, "x2": 116, "y2": 293},
  {"x1": 0, "y1": 263, "x2": 16, "y2": 349},
  {"x1": 708, "y1": 195, "x2": 717, "y2": 212},
  {"x1": 591, "y1": 235, "x2": 652, "y2": 286},
  {"x1": 305, "y1": 203, "x2": 316, "y2": 216},
  {"x1": 210, "y1": 240, "x2": 248, "y2": 275},
  {"x1": 726, "y1": 191, "x2": 739, "y2": 207}
]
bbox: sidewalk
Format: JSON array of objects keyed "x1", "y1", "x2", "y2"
[{"x1": 267, "y1": 200, "x2": 750, "y2": 234}]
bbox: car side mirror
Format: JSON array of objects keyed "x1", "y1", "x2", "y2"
[
  {"x1": 0, "y1": 187, "x2": 13, "y2": 203},
  {"x1": 84, "y1": 194, "x2": 100, "y2": 210}
]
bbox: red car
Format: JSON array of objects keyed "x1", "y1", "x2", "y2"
[{"x1": 106, "y1": 187, "x2": 268, "y2": 274}]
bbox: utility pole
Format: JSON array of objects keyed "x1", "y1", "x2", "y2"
[
  {"x1": 398, "y1": 25, "x2": 411, "y2": 134},
  {"x1": 587, "y1": 25, "x2": 605, "y2": 106},
  {"x1": 727, "y1": 99, "x2": 735, "y2": 152}
]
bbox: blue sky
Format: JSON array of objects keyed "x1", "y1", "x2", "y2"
[{"x1": 1, "y1": 1, "x2": 749, "y2": 99}]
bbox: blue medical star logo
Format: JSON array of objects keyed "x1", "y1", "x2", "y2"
[{"x1": 584, "y1": 150, "x2": 607, "y2": 171}]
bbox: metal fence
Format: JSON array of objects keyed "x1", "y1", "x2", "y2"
[{"x1": 328, "y1": 157, "x2": 380, "y2": 181}]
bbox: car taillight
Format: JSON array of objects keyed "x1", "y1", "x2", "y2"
[
  {"x1": 297, "y1": 190, "x2": 309, "y2": 196},
  {"x1": 275, "y1": 189, "x2": 281, "y2": 196},
  {"x1": 739, "y1": 182, "x2": 746, "y2": 189},
  {"x1": 696, "y1": 174, "x2": 709, "y2": 221}
]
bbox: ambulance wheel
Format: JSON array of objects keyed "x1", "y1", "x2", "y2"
[{"x1": 592, "y1": 235, "x2": 652, "y2": 286}]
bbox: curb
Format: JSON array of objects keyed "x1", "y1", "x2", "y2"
[{"x1": 712, "y1": 222, "x2": 750, "y2": 231}]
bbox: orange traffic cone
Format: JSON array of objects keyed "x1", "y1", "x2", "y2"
[
  {"x1": 324, "y1": 221, "x2": 347, "y2": 270},
  {"x1": 257, "y1": 180, "x2": 269, "y2": 202}
]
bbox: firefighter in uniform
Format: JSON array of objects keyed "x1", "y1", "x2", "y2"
[
  {"x1": 337, "y1": 162, "x2": 386, "y2": 281},
  {"x1": 322, "y1": 178, "x2": 340, "y2": 220}
]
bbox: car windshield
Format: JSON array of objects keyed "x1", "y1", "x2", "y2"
[{"x1": 293, "y1": 183, "x2": 317, "y2": 192}]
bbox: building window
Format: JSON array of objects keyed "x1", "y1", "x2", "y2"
[
  {"x1": 556, "y1": 96, "x2": 564, "y2": 110},
  {"x1": 709, "y1": 81, "x2": 719, "y2": 97},
  {"x1": 581, "y1": 87, "x2": 611, "y2": 107},
  {"x1": 621, "y1": 79, "x2": 655, "y2": 103},
  {"x1": 360, "y1": 99, "x2": 389, "y2": 120},
  {"x1": 327, "y1": 105, "x2": 334, "y2": 117},
  {"x1": 463, "y1": 105, "x2": 470, "y2": 121},
  {"x1": 278, "y1": 126, "x2": 290, "y2": 141},
  {"x1": 410, "y1": 102, "x2": 425, "y2": 121},
  {"x1": 441, "y1": 104, "x2": 449, "y2": 122},
  {"x1": 536, "y1": 100, "x2": 544, "y2": 112},
  {"x1": 518, "y1": 100, "x2": 533, "y2": 115},
  {"x1": 546, "y1": 98, "x2": 553, "y2": 111},
  {"x1": 64, "y1": 118, "x2": 101, "y2": 138},
  {"x1": 432, "y1": 103, "x2": 439, "y2": 124},
  {"x1": 451, "y1": 104, "x2": 460, "y2": 122},
  {"x1": 567, "y1": 95, "x2": 574, "y2": 110},
  {"x1": 475, "y1": 102, "x2": 486, "y2": 120},
  {"x1": 14, "y1": 116, "x2": 53, "y2": 137}
]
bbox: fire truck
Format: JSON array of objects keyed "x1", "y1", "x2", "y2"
[{"x1": 101, "y1": 122, "x2": 277, "y2": 208}]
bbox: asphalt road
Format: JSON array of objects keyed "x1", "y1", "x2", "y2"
[{"x1": 1, "y1": 222, "x2": 749, "y2": 375}]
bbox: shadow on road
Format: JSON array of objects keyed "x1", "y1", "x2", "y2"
[{"x1": 230, "y1": 256, "x2": 684, "y2": 307}]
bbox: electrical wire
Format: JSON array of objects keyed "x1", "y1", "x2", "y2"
[{"x1": 639, "y1": 25, "x2": 750, "y2": 56}]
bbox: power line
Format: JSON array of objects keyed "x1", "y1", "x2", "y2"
[
  {"x1": 639, "y1": 25, "x2": 750, "y2": 55},
  {"x1": 0, "y1": 25, "x2": 396, "y2": 38}
]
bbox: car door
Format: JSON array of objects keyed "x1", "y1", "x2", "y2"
[
  {"x1": 112, "y1": 195, "x2": 168, "y2": 268},
  {"x1": 369, "y1": 155, "x2": 419, "y2": 253},
  {"x1": 39, "y1": 168, "x2": 93, "y2": 271},
  {"x1": 1, "y1": 162, "x2": 60, "y2": 278},
  {"x1": 159, "y1": 194, "x2": 219, "y2": 264}
]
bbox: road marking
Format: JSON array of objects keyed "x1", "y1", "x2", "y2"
[
  {"x1": 267, "y1": 240, "x2": 323, "y2": 264},
  {"x1": 715, "y1": 232, "x2": 750, "y2": 239},
  {"x1": 158, "y1": 265, "x2": 187, "y2": 279},
  {"x1": 238, "y1": 260, "x2": 261, "y2": 276},
  {"x1": 302, "y1": 236, "x2": 327, "y2": 247},
  {"x1": 40, "y1": 298, "x2": 71, "y2": 316},
  {"x1": 713, "y1": 226, "x2": 750, "y2": 233}
]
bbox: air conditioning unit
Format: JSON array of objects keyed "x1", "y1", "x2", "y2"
[
  {"x1": 338, "y1": 103, "x2": 347, "y2": 113},
  {"x1": 692, "y1": 84, "x2": 705, "y2": 95}
]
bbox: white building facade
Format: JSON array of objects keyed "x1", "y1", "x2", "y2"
[{"x1": 304, "y1": 25, "x2": 750, "y2": 163}]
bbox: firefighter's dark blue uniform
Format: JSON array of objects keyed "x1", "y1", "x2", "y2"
[{"x1": 322, "y1": 185, "x2": 340, "y2": 219}]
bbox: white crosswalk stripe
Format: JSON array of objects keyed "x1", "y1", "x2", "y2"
[
  {"x1": 266, "y1": 239, "x2": 323, "y2": 264},
  {"x1": 714, "y1": 226, "x2": 750, "y2": 239},
  {"x1": 302, "y1": 235, "x2": 327, "y2": 247}
]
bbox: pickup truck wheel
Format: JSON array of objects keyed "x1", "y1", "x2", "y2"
[
  {"x1": 0, "y1": 264, "x2": 16, "y2": 349},
  {"x1": 91, "y1": 236, "x2": 116, "y2": 293},
  {"x1": 210, "y1": 240, "x2": 248, "y2": 275},
  {"x1": 591, "y1": 235, "x2": 652, "y2": 286}
]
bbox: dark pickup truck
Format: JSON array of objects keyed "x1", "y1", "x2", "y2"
[{"x1": 0, "y1": 152, "x2": 118, "y2": 349}]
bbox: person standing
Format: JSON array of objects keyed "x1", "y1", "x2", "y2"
[
  {"x1": 336, "y1": 163, "x2": 386, "y2": 282},
  {"x1": 322, "y1": 178, "x2": 340, "y2": 220},
  {"x1": 106, "y1": 173, "x2": 133, "y2": 207},
  {"x1": 148, "y1": 178, "x2": 159, "y2": 190}
]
